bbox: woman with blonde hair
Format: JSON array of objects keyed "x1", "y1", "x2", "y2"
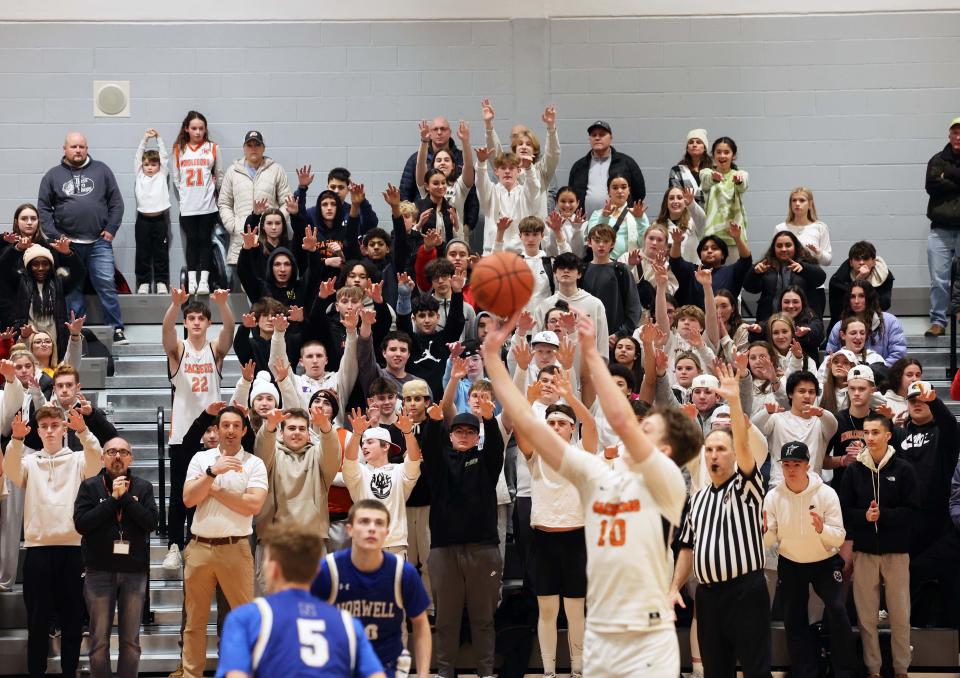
[{"x1": 776, "y1": 187, "x2": 832, "y2": 266}]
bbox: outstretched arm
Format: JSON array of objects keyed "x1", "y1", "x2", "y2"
[{"x1": 715, "y1": 361, "x2": 754, "y2": 475}]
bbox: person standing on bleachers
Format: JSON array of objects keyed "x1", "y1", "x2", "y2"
[
  {"x1": 162, "y1": 287, "x2": 235, "y2": 571},
  {"x1": 74, "y1": 436, "x2": 158, "y2": 678},
  {"x1": 924, "y1": 116, "x2": 960, "y2": 337},
  {"x1": 2, "y1": 406, "x2": 102, "y2": 678},
  {"x1": 36, "y1": 132, "x2": 128, "y2": 345}
]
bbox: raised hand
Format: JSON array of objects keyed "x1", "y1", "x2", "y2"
[
  {"x1": 297, "y1": 165, "x2": 314, "y2": 188},
  {"x1": 423, "y1": 227, "x2": 442, "y2": 251},
  {"x1": 875, "y1": 403, "x2": 895, "y2": 420},
  {"x1": 801, "y1": 404, "x2": 825, "y2": 418},
  {"x1": 787, "y1": 259, "x2": 803, "y2": 274},
  {"x1": 51, "y1": 236, "x2": 72, "y2": 255},
  {"x1": 310, "y1": 405, "x2": 332, "y2": 433},
  {"x1": 266, "y1": 408, "x2": 290, "y2": 432},
  {"x1": 426, "y1": 403, "x2": 444, "y2": 421},
  {"x1": 728, "y1": 222, "x2": 742, "y2": 241},
  {"x1": 302, "y1": 225, "x2": 319, "y2": 253},
  {"x1": 253, "y1": 198, "x2": 268, "y2": 215},
  {"x1": 713, "y1": 361, "x2": 740, "y2": 403},
  {"x1": 576, "y1": 313, "x2": 597, "y2": 349},
  {"x1": 517, "y1": 310, "x2": 535, "y2": 335},
  {"x1": 554, "y1": 369, "x2": 575, "y2": 400},
  {"x1": 349, "y1": 183, "x2": 366, "y2": 206},
  {"x1": 450, "y1": 356, "x2": 469, "y2": 380},
  {"x1": 66, "y1": 408, "x2": 87, "y2": 433},
  {"x1": 681, "y1": 403, "x2": 698, "y2": 420},
  {"x1": 448, "y1": 207, "x2": 459, "y2": 231},
  {"x1": 512, "y1": 339, "x2": 532, "y2": 370},
  {"x1": 205, "y1": 400, "x2": 227, "y2": 416},
  {"x1": 11, "y1": 411, "x2": 30, "y2": 439},
  {"x1": 475, "y1": 147, "x2": 492, "y2": 163},
  {"x1": 655, "y1": 349, "x2": 669, "y2": 376},
  {"x1": 417, "y1": 208, "x2": 435, "y2": 233},
  {"x1": 171, "y1": 286, "x2": 190, "y2": 307},
  {"x1": 76, "y1": 393, "x2": 93, "y2": 415},
  {"x1": 242, "y1": 225, "x2": 260, "y2": 250},
  {"x1": 241, "y1": 312, "x2": 257, "y2": 329},
  {"x1": 19, "y1": 324, "x2": 34, "y2": 341},
  {"x1": 477, "y1": 397, "x2": 495, "y2": 420},
  {"x1": 348, "y1": 407, "x2": 372, "y2": 436},
  {"x1": 318, "y1": 277, "x2": 337, "y2": 299},
  {"x1": 765, "y1": 401, "x2": 783, "y2": 414},
  {"x1": 557, "y1": 337, "x2": 575, "y2": 370},
  {"x1": 64, "y1": 311, "x2": 86, "y2": 336},
  {"x1": 652, "y1": 261, "x2": 670, "y2": 287},
  {"x1": 559, "y1": 311, "x2": 577, "y2": 336},
  {"x1": 571, "y1": 208, "x2": 586, "y2": 227},
  {"x1": 2, "y1": 232, "x2": 19, "y2": 245},
  {"x1": 368, "y1": 280, "x2": 384, "y2": 304},
  {"x1": 754, "y1": 260, "x2": 770, "y2": 274},
  {"x1": 711, "y1": 170, "x2": 723, "y2": 183},
  {"x1": 694, "y1": 265, "x2": 713, "y2": 287},
  {"x1": 451, "y1": 270, "x2": 466, "y2": 294},
  {"x1": 360, "y1": 307, "x2": 377, "y2": 327},
  {"x1": 396, "y1": 413, "x2": 415, "y2": 435},
  {"x1": 627, "y1": 248, "x2": 642, "y2": 267},
  {"x1": 341, "y1": 307, "x2": 359, "y2": 332},
  {"x1": 481, "y1": 98, "x2": 496, "y2": 124},
  {"x1": 273, "y1": 313, "x2": 289, "y2": 333},
  {"x1": 639, "y1": 316, "x2": 658, "y2": 345},
  {"x1": 629, "y1": 200, "x2": 647, "y2": 218},
  {"x1": 916, "y1": 382, "x2": 936, "y2": 402},
  {"x1": 526, "y1": 381, "x2": 543, "y2": 404},
  {"x1": 481, "y1": 312, "x2": 520, "y2": 362},
  {"x1": 240, "y1": 359, "x2": 256, "y2": 383},
  {"x1": 210, "y1": 288, "x2": 230, "y2": 305},
  {"x1": 382, "y1": 183, "x2": 401, "y2": 208},
  {"x1": 795, "y1": 325, "x2": 811, "y2": 338},
  {"x1": 0, "y1": 359, "x2": 15, "y2": 383},
  {"x1": 418, "y1": 119, "x2": 431, "y2": 142},
  {"x1": 733, "y1": 173, "x2": 744, "y2": 185},
  {"x1": 601, "y1": 199, "x2": 615, "y2": 218},
  {"x1": 542, "y1": 104, "x2": 556, "y2": 128},
  {"x1": 790, "y1": 339, "x2": 804, "y2": 359},
  {"x1": 682, "y1": 186, "x2": 695, "y2": 206},
  {"x1": 447, "y1": 341, "x2": 463, "y2": 359},
  {"x1": 287, "y1": 305, "x2": 304, "y2": 323},
  {"x1": 457, "y1": 120, "x2": 470, "y2": 143},
  {"x1": 545, "y1": 210, "x2": 564, "y2": 234},
  {"x1": 284, "y1": 194, "x2": 299, "y2": 215},
  {"x1": 397, "y1": 272, "x2": 415, "y2": 292},
  {"x1": 734, "y1": 351, "x2": 749, "y2": 379}
]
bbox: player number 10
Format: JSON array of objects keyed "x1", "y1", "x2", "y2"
[{"x1": 598, "y1": 518, "x2": 626, "y2": 547}]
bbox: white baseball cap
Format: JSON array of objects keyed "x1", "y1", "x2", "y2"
[
  {"x1": 531, "y1": 331, "x2": 560, "y2": 348},
  {"x1": 847, "y1": 365, "x2": 875, "y2": 385},
  {"x1": 691, "y1": 374, "x2": 720, "y2": 391}
]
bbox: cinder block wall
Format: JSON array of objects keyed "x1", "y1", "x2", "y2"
[{"x1": 0, "y1": 13, "x2": 957, "y2": 298}]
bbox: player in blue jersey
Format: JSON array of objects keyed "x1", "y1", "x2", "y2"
[
  {"x1": 312, "y1": 499, "x2": 432, "y2": 678},
  {"x1": 216, "y1": 525, "x2": 386, "y2": 678}
]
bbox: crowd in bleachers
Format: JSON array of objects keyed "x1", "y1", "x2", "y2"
[{"x1": 0, "y1": 105, "x2": 959, "y2": 678}]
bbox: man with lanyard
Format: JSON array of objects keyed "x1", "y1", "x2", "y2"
[
  {"x1": 74, "y1": 436, "x2": 158, "y2": 678},
  {"x1": 671, "y1": 362, "x2": 772, "y2": 678},
  {"x1": 217, "y1": 524, "x2": 385, "y2": 678},
  {"x1": 312, "y1": 499, "x2": 432, "y2": 678}
]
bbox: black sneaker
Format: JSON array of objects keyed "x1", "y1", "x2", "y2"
[{"x1": 113, "y1": 328, "x2": 129, "y2": 345}]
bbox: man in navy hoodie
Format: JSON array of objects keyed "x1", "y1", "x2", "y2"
[{"x1": 37, "y1": 132, "x2": 127, "y2": 344}]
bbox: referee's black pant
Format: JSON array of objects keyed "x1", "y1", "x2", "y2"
[
  {"x1": 779, "y1": 554, "x2": 856, "y2": 678},
  {"x1": 696, "y1": 570, "x2": 772, "y2": 678}
]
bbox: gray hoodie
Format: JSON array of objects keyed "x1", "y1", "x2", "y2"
[{"x1": 38, "y1": 157, "x2": 124, "y2": 240}]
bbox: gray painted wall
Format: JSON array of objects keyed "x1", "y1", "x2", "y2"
[{"x1": 1, "y1": 13, "x2": 958, "y2": 298}]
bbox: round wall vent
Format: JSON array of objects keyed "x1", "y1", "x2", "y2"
[{"x1": 93, "y1": 81, "x2": 130, "y2": 117}]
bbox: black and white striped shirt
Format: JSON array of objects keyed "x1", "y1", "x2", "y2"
[{"x1": 678, "y1": 467, "x2": 765, "y2": 585}]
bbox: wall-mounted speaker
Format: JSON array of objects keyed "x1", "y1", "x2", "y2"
[{"x1": 93, "y1": 80, "x2": 130, "y2": 117}]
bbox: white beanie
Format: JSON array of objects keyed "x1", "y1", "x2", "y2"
[
  {"x1": 686, "y1": 128, "x2": 709, "y2": 148},
  {"x1": 249, "y1": 371, "x2": 279, "y2": 404},
  {"x1": 23, "y1": 244, "x2": 54, "y2": 267}
]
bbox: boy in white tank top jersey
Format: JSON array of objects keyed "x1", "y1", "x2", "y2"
[
  {"x1": 484, "y1": 313, "x2": 704, "y2": 678},
  {"x1": 161, "y1": 286, "x2": 235, "y2": 569}
]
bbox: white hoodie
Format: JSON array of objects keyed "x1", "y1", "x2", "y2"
[
  {"x1": 763, "y1": 470, "x2": 846, "y2": 563},
  {"x1": 2, "y1": 429, "x2": 102, "y2": 547}
]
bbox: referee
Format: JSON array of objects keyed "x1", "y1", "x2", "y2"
[{"x1": 670, "y1": 363, "x2": 772, "y2": 678}]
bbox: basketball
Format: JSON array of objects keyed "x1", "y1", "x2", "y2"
[{"x1": 469, "y1": 251, "x2": 534, "y2": 318}]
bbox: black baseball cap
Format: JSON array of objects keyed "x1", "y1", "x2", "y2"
[
  {"x1": 780, "y1": 441, "x2": 810, "y2": 462},
  {"x1": 460, "y1": 340, "x2": 481, "y2": 359},
  {"x1": 244, "y1": 130, "x2": 264, "y2": 145},
  {"x1": 587, "y1": 120, "x2": 612, "y2": 135},
  {"x1": 451, "y1": 412, "x2": 480, "y2": 431}
]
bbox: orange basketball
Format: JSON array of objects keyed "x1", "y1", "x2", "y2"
[{"x1": 469, "y1": 251, "x2": 534, "y2": 318}]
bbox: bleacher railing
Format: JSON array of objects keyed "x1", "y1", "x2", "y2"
[{"x1": 156, "y1": 406, "x2": 167, "y2": 538}]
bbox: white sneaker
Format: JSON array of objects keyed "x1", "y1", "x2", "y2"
[
  {"x1": 156, "y1": 282, "x2": 168, "y2": 294},
  {"x1": 196, "y1": 280, "x2": 210, "y2": 295},
  {"x1": 162, "y1": 543, "x2": 182, "y2": 570},
  {"x1": 137, "y1": 283, "x2": 150, "y2": 294},
  {"x1": 187, "y1": 271, "x2": 198, "y2": 294}
]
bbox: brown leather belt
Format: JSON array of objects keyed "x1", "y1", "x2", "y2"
[{"x1": 191, "y1": 535, "x2": 246, "y2": 546}]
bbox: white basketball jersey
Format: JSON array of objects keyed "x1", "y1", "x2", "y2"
[
  {"x1": 169, "y1": 341, "x2": 221, "y2": 445},
  {"x1": 174, "y1": 142, "x2": 219, "y2": 216},
  {"x1": 559, "y1": 445, "x2": 686, "y2": 633}
]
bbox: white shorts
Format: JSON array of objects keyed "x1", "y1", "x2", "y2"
[{"x1": 582, "y1": 625, "x2": 679, "y2": 678}]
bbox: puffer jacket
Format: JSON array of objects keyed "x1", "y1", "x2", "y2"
[
  {"x1": 926, "y1": 143, "x2": 960, "y2": 229},
  {"x1": 217, "y1": 157, "x2": 293, "y2": 265}
]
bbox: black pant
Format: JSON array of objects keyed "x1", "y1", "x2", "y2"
[
  {"x1": 23, "y1": 546, "x2": 84, "y2": 678},
  {"x1": 512, "y1": 496, "x2": 535, "y2": 595},
  {"x1": 168, "y1": 443, "x2": 198, "y2": 550},
  {"x1": 910, "y1": 530, "x2": 960, "y2": 627},
  {"x1": 179, "y1": 212, "x2": 217, "y2": 271},
  {"x1": 696, "y1": 570, "x2": 772, "y2": 678},
  {"x1": 134, "y1": 212, "x2": 170, "y2": 287},
  {"x1": 778, "y1": 555, "x2": 856, "y2": 678}
]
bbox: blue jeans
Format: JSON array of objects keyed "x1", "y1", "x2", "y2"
[
  {"x1": 66, "y1": 239, "x2": 123, "y2": 329},
  {"x1": 83, "y1": 569, "x2": 147, "y2": 678},
  {"x1": 927, "y1": 227, "x2": 960, "y2": 326}
]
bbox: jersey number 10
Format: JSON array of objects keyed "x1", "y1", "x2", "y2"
[
  {"x1": 296, "y1": 619, "x2": 329, "y2": 667},
  {"x1": 597, "y1": 518, "x2": 626, "y2": 547}
]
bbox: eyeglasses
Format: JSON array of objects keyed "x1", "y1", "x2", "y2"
[
  {"x1": 104, "y1": 449, "x2": 132, "y2": 457},
  {"x1": 33, "y1": 339, "x2": 53, "y2": 345}
]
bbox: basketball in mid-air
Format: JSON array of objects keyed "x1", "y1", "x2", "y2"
[{"x1": 469, "y1": 251, "x2": 534, "y2": 318}]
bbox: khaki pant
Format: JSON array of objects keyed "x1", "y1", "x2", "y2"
[
  {"x1": 182, "y1": 539, "x2": 254, "y2": 678},
  {"x1": 852, "y1": 551, "x2": 912, "y2": 675},
  {"x1": 406, "y1": 506, "x2": 431, "y2": 603}
]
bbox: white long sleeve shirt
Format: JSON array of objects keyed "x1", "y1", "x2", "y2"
[
  {"x1": 751, "y1": 408, "x2": 839, "y2": 486},
  {"x1": 135, "y1": 137, "x2": 171, "y2": 213},
  {"x1": 477, "y1": 161, "x2": 541, "y2": 254}
]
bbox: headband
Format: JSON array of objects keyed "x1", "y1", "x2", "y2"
[{"x1": 545, "y1": 411, "x2": 576, "y2": 425}]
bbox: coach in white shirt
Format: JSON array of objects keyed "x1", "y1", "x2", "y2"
[{"x1": 180, "y1": 406, "x2": 268, "y2": 678}]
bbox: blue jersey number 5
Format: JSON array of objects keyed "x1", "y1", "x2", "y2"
[{"x1": 296, "y1": 619, "x2": 329, "y2": 667}]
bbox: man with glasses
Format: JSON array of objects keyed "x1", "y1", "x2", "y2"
[
  {"x1": 3, "y1": 406, "x2": 102, "y2": 678},
  {"x1": 74, "y1": 437, "x2": 158, "y2": 678}
]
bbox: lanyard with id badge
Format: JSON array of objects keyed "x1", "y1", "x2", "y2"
[{"x1": 104, "y1": 475, "x2": 130, "y2": 555}]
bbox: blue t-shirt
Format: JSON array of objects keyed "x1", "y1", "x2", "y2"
[
  {"x1": 311, "y1": 549, "x2": 430, "y2": 673},
  {"x1": 216, "y1": 588, "x2": 384, "y2": 678}
]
